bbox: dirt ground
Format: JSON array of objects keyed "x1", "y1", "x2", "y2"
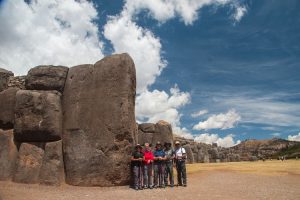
[{"x1": 1, "y1": 161, "x2": 300, "y2": 200}]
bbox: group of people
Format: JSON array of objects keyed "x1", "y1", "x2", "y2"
[{"x1": 131, "y1": 140, "x2": 187, "y2": 190}]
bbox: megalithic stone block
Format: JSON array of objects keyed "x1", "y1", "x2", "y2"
[
  {"x1": 0, "y1": 88, "x2": 18, "y2": 129},
  {"x1": 63, "y1": 53, "x2": 136, "y2": 186},
  {"x1": 0, "y1": 129, "x2": 18, "y2": 180},
  {"x1": 14, "y1": 90, "x2": 62, "y2": 142},
  {"x1": 25, "y1": 65, "x2": 69, "y2": 92},
  {"x1": 13, "y1": 143, "x2": 44, "y2": 184}
]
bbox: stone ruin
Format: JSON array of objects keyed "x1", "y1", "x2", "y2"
[
  {"x1": 1, "y1": 53, "x2": 299, "y2": 187},
  {"x1": 0, "y1": 54, "x2": 188, "y2": 187}
]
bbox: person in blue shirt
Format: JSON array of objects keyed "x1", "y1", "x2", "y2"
[{"x1": 153, "y1": 141, "x2": 166, "y2": 188}]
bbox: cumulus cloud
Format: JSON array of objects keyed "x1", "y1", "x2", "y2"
[
  {"x1": 103, "y1": 13, "x2": 166, "y2": 93},
  {"x1": 233, "y1": 5, "x2": 247, "y2": 22},
  {"x1": 0, "y1": 0, "x2": 104, "y2": 75},
  {"x1": 136, "y1": 85, "x2": 192, "y2": 138},
  {"x1": 193, "y1": 109, "x2": 241, "y2": 130},
  {"x1": 288, "y1": 132, "x2": 300, "y2": 142},
  {"x1": 194, "y1": 133, "x2": 240, "y2": 147},
  {"x1": 191, "y1": 109, "x2": 208, "y2": 118},
  {"x1": 124, "y1": 0, "x2": 247, "y2": 25}
]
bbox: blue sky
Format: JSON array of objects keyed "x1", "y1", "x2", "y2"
[{"x1": 0, "y1": 0, "x2": 299, "y2": 146}]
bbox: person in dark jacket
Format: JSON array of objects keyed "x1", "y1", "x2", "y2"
[{"x1": 131, "y1": 144, "x2": 144, "y2": 190}]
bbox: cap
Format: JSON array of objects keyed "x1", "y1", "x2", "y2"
[
  {"x1": 175, "y1": 141, "x2": 180, "y2": 145},
  {"x1": 156, "y1": 141, "x2": 162, "y2": 146}
]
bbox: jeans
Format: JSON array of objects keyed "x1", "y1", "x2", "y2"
[
  {"x1": 176, "y1": 160, "x2": 187, "y2": 185},
  {"x1": 132, "y1": 165, "x2": 143, "y2": 188},
  {"x1": 164, "y1": 161, "x2": 174, "y2": 186},
  {"x1": 143, "y1": 164, "x2": 153, "y2": 187},
  {"x1": 153, "y1": 162, "x2": 165, "y2": 186}
]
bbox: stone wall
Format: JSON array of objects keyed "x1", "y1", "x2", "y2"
[{"x1": 0, "y1": 53, "x2": 137, "y2": 187}]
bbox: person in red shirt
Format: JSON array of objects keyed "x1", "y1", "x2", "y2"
[{"x1": 143, "y1": 143, "x2": 154, "y2": 189}]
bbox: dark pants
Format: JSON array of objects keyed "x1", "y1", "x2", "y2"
[
  {"x1": 133, "y1": 165, "x2": 143, "y2": 188},
  {"x1": 176, "y1": 160, "x2": 186, "y2": 185},
  {"x1": 153, "y1": 162, "x2": 165, "y2": 186},
  {"x1": 164, "y1": 161, "x2": 174, "y2": 186},
  {"x1": 143, "y1": 164, "x2": 153, "y2": 187}
]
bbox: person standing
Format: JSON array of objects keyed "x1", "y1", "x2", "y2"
[
  {"x1": 131, "y1": 144, "x2": 144, "y2": 190},
  {"x1": 164, "y1": 142, "x2": 174, "y2": 187},
  {"x1": 174, "y1": 141, "x2": 187, "y2": 187},
  {"x1": 153, "y1": 141, "x2": 166, "y2": 188},
  {"x1": 143, "y1": 143, "x2": 154, "y2": 189}
]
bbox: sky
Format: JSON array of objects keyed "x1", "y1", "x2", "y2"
[{"x1": 0, "y1": 0, "x2": 299, "y2": 147}]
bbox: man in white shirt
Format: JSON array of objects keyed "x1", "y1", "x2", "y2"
[{"x1": 174, "y1": 141, "x2": 187, "y2": 187}]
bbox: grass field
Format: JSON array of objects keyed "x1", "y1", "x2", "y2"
[{"x1": 186, "y1": 160, "x2": 300, "y2": 176}]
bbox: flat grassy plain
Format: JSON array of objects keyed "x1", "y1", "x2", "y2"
[{"x1": 186, "y1": 160, "x2": 300, "y2": 176}]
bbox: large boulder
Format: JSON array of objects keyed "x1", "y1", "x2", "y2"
[
  {"x1": 13, "y1": 143, "x2": 44, "y2": 184},
  {"x1": 0, "y1": 88, "x2": 18, "y2": 129},
  {"x1": 14, "y1": 90, "x2": 62, "y2": 142},
  {"x1": 0, "y1": 129, "x2": 18, "y2": 180},
  {"x1": 138, "y1": 123, "x2": 156, "y2": 133},
  {"x1": 63, "y1": 53, "x2": 136, "y2": 186},
  {"x1": 39, "y1": 140, "x2": 64, "y2": 186},
  {"x1": 25, "y1": 65, "x2": 68, "y2": 92},
  {"x1": 152, "y1": 120, "x2": 173, "y2": 145},
  {"x1": 138, "y1": 130, "x2": 154, "y2": 145},
  {"x1": 0, "y1": 68, "x2": 13, "y2": 92}
]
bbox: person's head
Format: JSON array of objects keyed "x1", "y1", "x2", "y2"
[
  {"x1": 156, "y1": 141, "x2": 162, "y2": 150},
  {"x1": 164, "y1": 142, "x2": 171, "y2": 150},
  {"x1": 175, "y1": 141, "x2": 180, "y2": 148},
  {"x1": 135, "y1": 144, "x2": 142, "y2": 152},
  {"x1": 144, "y1": 143, "x2": 151, "y2": 151}
]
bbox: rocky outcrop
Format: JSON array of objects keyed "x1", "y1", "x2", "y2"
[
  {"x1": 0, "y1": 88, "x2": 18, "y2": 129},
  {"x1": 14, "y1": 90, "x2": 62, "y2": 142},
  {"x1": 13, "y1": 143, "x2": 45, "y2": 184},
  {"x1": 25, "y1": 65, "x2": 68, "y2": 92},
  {"x1": 39, "y1": 140, "x2": 64, "y2": 186},
  {"x1": 0, "y1": 68, "x2": 13, "y2": 92},
  {"x1": 63, "y1": 53, "x2": 136, "y2": 186},
  {"x1": 0, "y1": 129, "x2": 18, "y2": 180},
  {"x1": 8, "y1": 76, "x2": 26, "y2": 89}
]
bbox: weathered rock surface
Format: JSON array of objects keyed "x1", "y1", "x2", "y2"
[
  {"x1": 14, "y1": 90, "x2": 62, "y2": 142},
  {"x1": 137, "y1": 121, "x2": 173, "y2": 146},
  {"x1": 26, "y1": 65, "x2": 68, "y2": 92},
  {"x1": 183, "y1": 144, "x2": 195, "y2": 163},
  {"x1": 8, "y1": 76, "x2": 26, "y2": 89},
  {"x1": 0, "y1": 88, "x2": 18, "y2": 129},
  {"x1": 0, "y1": 68, "x2": 14, "y2": 92},
  {"x1": 39, "y1": 140, "x2": 64, "y2": 186},
  {"x1": 13, "y1": 143, "x2": 44, "y2": 184},
  {"x1": 0, "y1": 129, "x2": 18, "y2": 180},
  {"x1": 63, "y1": 53, "x2": 136, "y2": 186}
]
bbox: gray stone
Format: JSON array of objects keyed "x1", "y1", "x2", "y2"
[
  {"x1": 152, "y1": 120, "x2": 173, "y2": 145},
  {"x1": 39, "y1": 140, "x2": 64, "y2": 186},
  {"x1": 138, "y1": 123, "x2": 156, "y2": 133},
  {"x1": 0, "y1": 129, "x2": 18, "y2": 180},
  {"x1": 63, "y1": 54, "x2": 136, "y2": 186},
  {"x1": 13, "y1": 143, "x2": 44, "y2": 184},
  {"x1": 26, "y1": 65, "x2": 68, "y2": 92},
  {"x1": 0, "y1": 68, "x2": 14, "y2": 92},
  {"x1": 0, "y1": 88, "x2": 18, "y2": 129},
  {"x1": 183, "y1": 144, "x2": 195, "y2": 163},
  {"x1": 14, "y1": 90, "x2": 62, "y2": 142}
]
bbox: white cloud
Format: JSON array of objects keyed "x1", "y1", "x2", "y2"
[
  {"x1": 136, "y1": 85, "x2": 192, "y2": 138},
  {"x1": 0, "y1": 0, "x2": 104, "y2": 75},
  {"x1": 124, "y1": 0, "x2": 247, "y2": 25},
  {"x1": 233, "y1": 5, "x2": 247, "y2": 22},
  {"x1": 103, "y1": 13, "x2": 166, "y2": 93},
  {"x1": 288, "y1": 132, "x2": 300, "y2": 142},
  {"x1": 194, "y1": 133, "x2": 240, "y2": 147},
  {"x1": 193, "y1": 109, "x2": 241, "y2": 130},
  {"x1": 191, "y1": 109, "x2": 208, "y2": 118}
]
